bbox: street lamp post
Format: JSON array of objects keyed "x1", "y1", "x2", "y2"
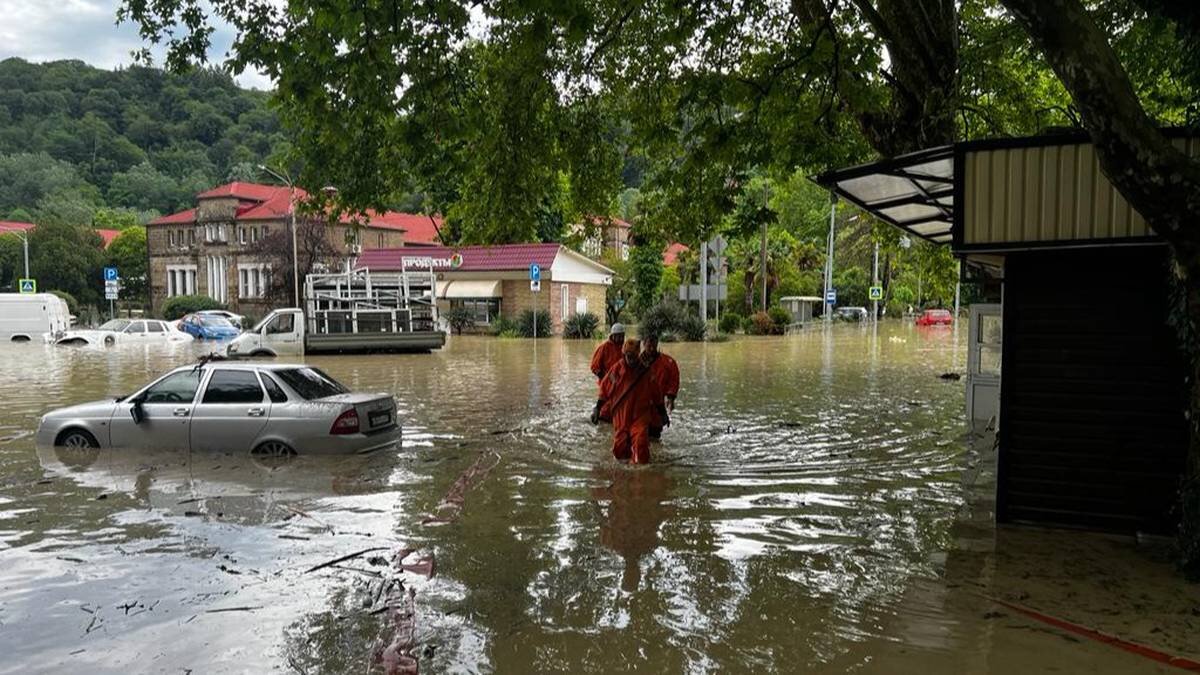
[
  {"x1": 258, "y1": 165, "x2": 300, "y2": 308},
  {"x1": 15, "y1": 230, "x2": 29, "y2": 279}
]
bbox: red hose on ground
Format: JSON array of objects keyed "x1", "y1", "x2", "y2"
[{"x1": 983, "y1": 594, "x2": 1200, "y2": 672}]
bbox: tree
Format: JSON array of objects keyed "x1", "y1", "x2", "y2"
[
  {"x1": 245, "y1": 217, "x2": 339, "y2": 307},
  {"x1": 629, "y1": 238, "x2": 665, "y2": 317},
  {"x1": 27, "y1": 222, "x2": 105, "y2": 305},
  {"x1": 106, "y1": 226, "x2": 148, "y2": 305}
]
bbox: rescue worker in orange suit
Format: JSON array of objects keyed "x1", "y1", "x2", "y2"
[
  {"x1": 641, "y1": 334, "x2": 680, "y2": 440},
  {"x1": 600, "y1": 338, "x2": 663, "y2": 464},
  {"x1": 589, "y1": 323, "x2": 625, "y2": 424}
]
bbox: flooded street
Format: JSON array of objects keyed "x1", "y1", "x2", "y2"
[{"x1": 1, "y1": 324, "x2": 1197, "y2": 673}]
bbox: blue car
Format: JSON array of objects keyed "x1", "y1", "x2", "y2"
[{"x1": 179, "y1": 313, "x2": 241, "y2": 340}]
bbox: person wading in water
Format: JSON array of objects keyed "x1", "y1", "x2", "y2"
[
  {"x1": 589, "y1": 323, "x2": 625, "y2": 424},
  {"x1": 640, "y1": 334, "x2": 679, "y2": 440},
  {"x1": 600, "y1": 338, "x2": 663, "y2": 464}
]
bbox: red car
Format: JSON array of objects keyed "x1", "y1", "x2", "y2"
[{"x1": 915, "y1": 309, "x2": 954, "y2": 326}]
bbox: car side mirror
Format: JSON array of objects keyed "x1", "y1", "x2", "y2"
[{"x1": 130, "y1": 399, "x2": 145, "y2": 424}]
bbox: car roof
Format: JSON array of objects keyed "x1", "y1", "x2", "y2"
[{"x1": 170, "y1": 362, "x2": 308, "y2": 373}]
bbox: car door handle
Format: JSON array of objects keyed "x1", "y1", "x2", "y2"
[
  {"x1": 173, "y1": 408, "x2": 190, "y2": 417},
  {"x1": 247, "y1": 408, "x2": 265, "y2": 417}
]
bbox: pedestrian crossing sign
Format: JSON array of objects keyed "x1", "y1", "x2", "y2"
[
  {"x1": 18, "y1": 278, "x2": 35, "y2": 294},
  {"x1": 869, "y1": 286, "x2": 883, "y2": 301}
]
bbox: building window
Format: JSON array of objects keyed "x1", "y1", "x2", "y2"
[
  {"x1": 207, "y1": 256, "x2": 228, "y2": 303},
  {"x1": 238, "y1": 226, "x2": 247, "y2": 245},
  {"x1": 188, "y1": 229, "x2": 196, "y2": 246},
  {"x1": 450, "y1": 298, "x2": 500, "y2": 325},
  {"x1": 238, "y1": 264, "x2": 270, "y2": 299},
  {"x1": 168, "y1": 230, "x2": 176, "y2": 248},
  {"x1": 378, "y1": 232, "x2": 385, "y2": 248},
  {"x1": 166, "y1": 265, "x2": 197, "y2": 297}
]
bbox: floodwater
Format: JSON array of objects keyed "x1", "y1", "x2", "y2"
[{"x1": 1, "y1": 324, "x2": 1197, "y2": 674}]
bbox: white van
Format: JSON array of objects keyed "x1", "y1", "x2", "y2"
[{"x1": 0, "y1": 293, "x2": 72, "y2": 342}]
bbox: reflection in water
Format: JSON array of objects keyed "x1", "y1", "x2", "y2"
[
  {"x1": 592, "y1": 466, "x2": 672, "y2": 592},
  {"x1": 0, "y1": 328, "x2": 1196, "y2": 673}
]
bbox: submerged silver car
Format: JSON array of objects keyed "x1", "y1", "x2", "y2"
[{"x1": 36, "y1": 362, "x2": 400, "y2": 456}]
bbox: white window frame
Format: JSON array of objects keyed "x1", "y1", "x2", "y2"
[
  {"x1": 166, "y1": 264, "x2": 197, "y2": 298},
  {"x1": 237, "y1": 263, "x2": 270, "y2": 299}
]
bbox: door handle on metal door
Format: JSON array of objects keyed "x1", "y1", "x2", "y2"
[
  {"x1": 173, "y1": 408, "x2": 190, "y2": 417},
  {"x1": 247, "y1": 408, "x2": 265, "y2": 417}
]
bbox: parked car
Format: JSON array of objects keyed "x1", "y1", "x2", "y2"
[
  {"x1": 196, "y1": 309, "x2": 245, "y2": 330},
  {"x1": 915, "y1": 309, "x2": 954, "y2": 326},
  {"x1": 179, "y1": 313, "x2": 242, "y2": 340},
  {"x1": 54, "y1": 319, "x2": 190, "y2": 346},
  {"x1": 0, "y1": 293, "x2": 72, "y2": 342},
  {"x1": 834, "y1": 306, "x2": 868, "y2": 321},
  {"x1": 36, "y1": 362, "x2": 400, "y2": 456}
]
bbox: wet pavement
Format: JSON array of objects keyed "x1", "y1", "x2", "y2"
[{"x1": 0, "y1": 323, "x2": 1197, "y2": 673}]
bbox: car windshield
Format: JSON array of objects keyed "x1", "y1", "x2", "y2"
[
  {"x1": 275, "y1": 368, "x2": 349, "y2": 400},
  {"x1": 98, "y1": 319, "x2": 130, "y2": 331},
  {"x1": 198, "y1": 316, "x2": 234, "y2": 328}
]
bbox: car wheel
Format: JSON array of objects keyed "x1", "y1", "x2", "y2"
[
  {"x1": 252, "y1": 440, "x2": 296, "y2": 458},
  {"x1": 57, "y1": 428, "x2": 99, "y2": 449}
]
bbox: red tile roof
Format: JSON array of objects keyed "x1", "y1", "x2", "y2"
[
  {"x1": 149, "y1": 182, "x2": 442, "y2": 240},
  {"x1": 584, "y1": 215, "x2": 631, "y2": 229},
  {"x1": 663, "y1": 243, "x2": 688, "y2": 266},
  {"x1": 357, "y1": 244, "x2": 563, "y2": 272},
  {"x1": 0, "y1": 221, "x2": 35, "y2": 233},
  {"x1": 197, "y1": 181, "x2": 284, "y2": 201},
  {"x1": 96, "y1": 229, "x2": 121, "y2": 248}
]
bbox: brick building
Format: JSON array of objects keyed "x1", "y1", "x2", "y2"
[
  {"x1": 356, "y1": 244, "x2": 613, "y2": 334},
  {"x1": 147, "y1": 182, "x2": 441, "y2": 316}
]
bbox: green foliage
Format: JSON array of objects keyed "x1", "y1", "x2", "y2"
[
  {"x1": 639, "y1": 301, "x2": 706, "y2": 342},
  {"x1": 517, "y1": 309, "x2": 552, "y2": 338},
  {"x1": 629, "y1": 240, "x2": 665, "y2": 317},
  {"x1": 445, "y1": 306, "x2": 476, "y2": 335},
  {"x1": 747, "y1": 311, "x2": 781, "y2": 336},
  {"x1": 28, "y1": 222, "x2": 105, "y2": 304},
  {"x1": 489, "y1": 315, "x2": 518, "y2": 337},
  {"x1": 563, "y1": 312, "x2": 600, "y2": 339},
  {"x1": 719, "y1": 312, "x2": 743, "y2": 334},
  {"x1": 768, "y1": 306, "x2": 791, "y2": 329},
  {"x1": 833, "y1": 266, "x2": 870, "y2": 308},
  {"x1": 49, "y1": 290, "x2": 79, "y2": 316},
  {"x1": 0, "y1": 58, "x2": 285, "y2": 218},
  {"x1": 106, "y1": 226, "x2": 148, "y2": 305},
  {"x1": 161, "y1": 294, "x2": 225, "y2": 320}
]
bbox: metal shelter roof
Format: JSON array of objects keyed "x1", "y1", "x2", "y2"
[{"x1": 813, "y1": 145, "x2": 956, "y2": 244}]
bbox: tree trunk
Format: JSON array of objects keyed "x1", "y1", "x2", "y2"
[{"x1": 1000, "y1": 0, "x2": 1200, "y2": 577}]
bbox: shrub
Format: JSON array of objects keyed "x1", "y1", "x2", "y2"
[
  {"x1": 719, "y1": 312, "x2": 743, "y2": 334},
  {"x1": 446, "y1": 306, "x2": 476, "y2": 335},
  {"x1": 677, "y1": 312, "x2": 707, "y2": 341},
  {"x1": 563, "y1": 311, "x2": 600, "y2": 339},
  {"x1": 517, "y1": 309, "x2": 552, "y2": 338},
  {"x1": 490, "y1": 315, "x2": 517, "y2": 336},
  {"x1": 747, "y1": 311, "x2": 780, "y2": 335},
  {"x1": 768, "y1": 306, "x2": 791, "y2": 330},
  {"x1": 162, "y1": 294, "x2": 225, "y2": 320},
  {"x1": 497, "y1": 328, "x2": 521, "y2": 339},
  {"x1": 49, "y1": 290, "x2": 79, "y2": 317}
]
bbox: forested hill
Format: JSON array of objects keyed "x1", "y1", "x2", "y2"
[{"x1": 0, "y1": 58, "x2": 286, "y2": 223}]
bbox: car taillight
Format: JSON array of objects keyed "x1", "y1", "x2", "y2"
[{"x1": 330, "y1": 409, "x2": 360, "y2": 435}]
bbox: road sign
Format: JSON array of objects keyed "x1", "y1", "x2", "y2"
[
  {"x1": 530, "y1": 279, "x2": 541, "y2": 292},
  {"x1": 706, "y1": 234, "x2": 728, "y2": 258},
  {"x1": 678, "y1": 284, "x2": 728, "y2": 301},
  {"x1": 105, "y1": 279, "x2": 120, "y2": 290},
  {"x1": 529, "y1": 263, "x2": 541, "y2": 282},
  {"x1": 825, "y1": 288, "x2": 837, "y2": 305},
  {"x1": 869, "y1": 286, "x2": 883, "y2": 301},
  {"x1": 104, "y1": 266, "x2": 119, "y2": 281},
  {"x1": 18, "y1": 278, "x2": 35, "y2": 294},
  {"x1": 105, "y1": 288, "x2": 119, "y2": 300}
]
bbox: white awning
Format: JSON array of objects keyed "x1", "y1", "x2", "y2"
[{"x1": 440, "y1": 280, "x2": 502, "y2": 298}]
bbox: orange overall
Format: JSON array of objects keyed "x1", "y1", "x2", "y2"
[
  {"x1": 591, "y1": 339, "x2": 624, "y2": 423},
  {"x1": 601, "y1": 361, "x2": 662, "y2": 464}
]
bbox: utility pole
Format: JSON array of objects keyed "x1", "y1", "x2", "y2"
[
  {"x1": 16, "y1": 230, "x2": 29, "y2": 279},
  {"x1": 823, "y1": 193, "x2": 837, "y2": 322},
  {"x1": 259, "y1": 165, "x2": 300, "y2": 308},
  {"x1": 700, "y1": 237, "x2": 708, "y2": 325},
  {"x1": 872, "y1": 239, "x2": 880, "y2": 322}
]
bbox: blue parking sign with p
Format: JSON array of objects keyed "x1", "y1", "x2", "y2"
[
  {"x1": 529, "y1": 263, "x2": 541, "y2": 281},
  {"x1": 104, "y1": 266, "x2": 118, "y2": 281}
]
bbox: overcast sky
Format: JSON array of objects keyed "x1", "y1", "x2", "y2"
[{"x1": 0, "y1": 0, "x2": 273, "y2": 90}]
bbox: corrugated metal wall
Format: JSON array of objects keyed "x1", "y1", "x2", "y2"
[
  {"x1": 963, "y1": 138, "x2": 1199, "y2": 245},
  {"x1": 998, "y1": 247, "x2": 1189, "y2": 533}
]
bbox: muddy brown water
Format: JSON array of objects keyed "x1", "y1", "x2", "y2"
[{"x1": 1, "y1": 323, "x2": 1197, "y2": 674}]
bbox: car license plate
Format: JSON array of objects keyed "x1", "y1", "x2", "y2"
[{"x1": 369, "y1": 410, "x2": 391, "y2": 427}]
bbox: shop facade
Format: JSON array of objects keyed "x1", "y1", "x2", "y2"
[{"x1": 355, "y1": 243, "x2": 614, "y2": 334}]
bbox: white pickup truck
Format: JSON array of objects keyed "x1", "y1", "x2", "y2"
[{"x1": 226, "y1": 308, "x2": 445, "y2": 357}]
